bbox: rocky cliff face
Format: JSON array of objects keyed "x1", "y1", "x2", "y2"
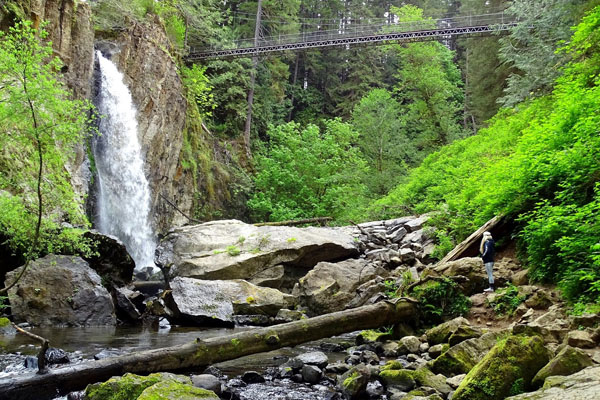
[
  {"x1": 99, "y1": 19, "x2": 190, "y2": 232},
  {"x1": 30, "y1": 0, "x2": 96, "y2": 204},
  {"x1": 4, "y1": 1, "x2": 198, "y2": 233}
]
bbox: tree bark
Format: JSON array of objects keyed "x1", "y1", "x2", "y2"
[
  {"x1": 437, "y1": 215, "x2": 502, "y2": 264},
  {"x1": 243, "y1": 0, "x2": 263, "y2": 160},
  {"x1": 0, "y1": 300, "x2": 416, "y2": 400}
]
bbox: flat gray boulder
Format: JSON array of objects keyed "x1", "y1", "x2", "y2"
[
  {"x1": 166, "y1": 277, "x2": 295, "y2": 326},
  {"x1": 506, "y1": 365, "x2": 600, "y2": 400},
  {"x1": 155, "y1": 220, "x2": 358, "y2": 283},
  {"x1": 6, "y1": 255, "x2": 116, "y2": 326}
]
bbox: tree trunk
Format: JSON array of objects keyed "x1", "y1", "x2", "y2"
[
  {"x1": 243, "y1": 0, "x2": 263, "y2": 160},
  {"x1": 0, "y1": 300, "x2": 416, "y2": 400},
  {"x1": 437, "y1": 215, "x2": 502, "y2": 264}
]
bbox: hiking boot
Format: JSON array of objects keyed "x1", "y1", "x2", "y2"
[{"x1": 483, "y1": 287, "x2": 494, "y2": 293}]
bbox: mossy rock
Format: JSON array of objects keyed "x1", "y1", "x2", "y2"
[
  {"x1": 338, "y1": 364, "x2": 370, "y2": 400},
  {"x1": 426, "y1": 317, "x2": 470, "y2": 345},
  {"x1": 531, "y1": 345, "x2": 593, "y2": 388},
  {"x1": 356, "y1": 329, "x2": 392, "y2": 345},
  {"x1": 137, "y1": 380, "x2": 219, "y2": 399},
  {"x1": 448, "y1": 325, "x2": 482, "y2": 346},
  {"x1": 84, "y1": 372, "x2": 192, "y2": 400},
  {"x1": 452, "y1": 334, "x2": 551, "y2": 400},
  {"x1": 379, "y1": 369, "x2": 416, "y2": 392},
  {"x1": 380, "y1": 367, "x2": 451, "y2": 395},
  {"x1": 0, "y1": 317, "x2": 16, "y2": 335},
  {"x1": 431, "y1": 332, "x2": 501, "y2": 376}
]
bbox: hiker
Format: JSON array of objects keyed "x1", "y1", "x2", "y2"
[{"x1": 480, "y1": 231, "x2": 495, "y2": 292}]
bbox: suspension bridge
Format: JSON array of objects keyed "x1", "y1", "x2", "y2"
[{"x1": 187, "y1": 11, "x2": 517, "y2": 60}]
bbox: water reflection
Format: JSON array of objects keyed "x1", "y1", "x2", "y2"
[{"x1": 0, "y1": 325, "x2": 252, "y2": 359}]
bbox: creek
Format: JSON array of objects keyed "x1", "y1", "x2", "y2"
[{"x1": 0, "y1": 325, "x2": 353, "y2": 399}]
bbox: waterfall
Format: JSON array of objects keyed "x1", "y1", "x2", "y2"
[{"x1": 92, "y1": 51, "x2": 156, "y2": 270}]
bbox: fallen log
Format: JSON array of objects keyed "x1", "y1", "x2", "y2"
[
  {"x1": 0, "y1": 300, "x2": 415, "y2": 400},
  {"x1": 437, "y1": 215, "x2": 502, "y2": 264},
  {"x1": 253, "y1": 217, "x2": 332, "y2": 226}
]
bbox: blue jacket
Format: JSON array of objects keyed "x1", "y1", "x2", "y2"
[{"x1": 481, "y1": 239, "x2": 495, "y2": 263}]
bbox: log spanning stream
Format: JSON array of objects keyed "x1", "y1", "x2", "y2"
[{"x1": 0, "y1": 301, "x2": 415, "y2": 399}]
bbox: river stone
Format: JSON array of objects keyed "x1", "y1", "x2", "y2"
[
  {"x1": 453, "y1": 335, "x2": 551, "y2": 400},
  {"x1": 506, "y1": 365, "x2": 600, "y2": 400},
  {"x1": 292, "y1": 259, "x2": 388, "y2": 315},
  {"x1": 294, "y1": 351, "x2": 329, "y2": 368},
  {"x1": 6, "y1": 255, "x2": 116, "y2": 326},
  {"x1": 398, "y1": 336, "x2": 421, "y2": 355},
  {"x1": 83, "y1": 231, "x2": 135, "y2": 287},
  {"x1": 45, "y1": 348, "x2": 70, "y2": 365},
  {"x1": 302, "y1": 364, "x2": 323, "y2": 384},
  {"x1": 338, "y1": 364, "x2": 371, "y2": 400},
  {"x1": 155, "y1": 220, "x2": 358, "y2": 282},
  {"x1": 113, "y1": 287, "x2": 142, "y2": 321},
  {"x1": 531, "y1": 345, "x2": 594, "y2": 388},
  {"x1": 430, "y1": 332, "x2": 502, "y2": 376},
  {"x1": 242, "y1": 371, "x2": 265, "y2": 384}
]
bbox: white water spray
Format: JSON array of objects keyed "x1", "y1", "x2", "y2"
[{"x1": 93, "y1": 51, "x2": 155, "y2": 270}]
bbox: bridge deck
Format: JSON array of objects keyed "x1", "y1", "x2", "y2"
[{"x1": 187, "y1": 11, "x2": 516, "y2": 60}]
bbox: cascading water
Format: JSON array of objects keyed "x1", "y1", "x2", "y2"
[{"x1": 92, "y1": 51, "x2": 155, "y2": 270}]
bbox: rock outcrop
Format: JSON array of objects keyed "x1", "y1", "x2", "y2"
[
  {"x1": 5, "y1": 255, "x2": 116, "y2": 326},
  {"x1": 156, "y1": 220, "x2": 358, "y2": 283},
  {"x1": 83, "y1": 230, "x2": 135, "y2": 288},
  {"x1": 292, "y1": 259, "x2": 388, "y2": 315},
  {"x1": 29, "y1": 0, "x2": 96, "y2": 202}
]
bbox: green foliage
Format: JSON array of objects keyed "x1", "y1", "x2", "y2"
[
  {"x1": 487, "y1": 284, "x2": 526, "y2": 316},
  {"x1": 376, "y1": 6, "x2": 600, "y2": 307},
  {"x1": 248, "y1": 119, "x2": 369, "y2": 223},
  {"x1": 390, "y1": 5, "x2": 466, "y2": 153},
  {"x1": 411, "y1": 278, "x2": 471, "y2": 325},
  {"x1": 0, "y1": 21, "x2": 94, "y2": 260},
  {"x1": 226, "y1": 245, "x2": 241, "y2": 256},
  {"x1": 181, "y1": 64, "x2": 214, "y2": 117},
  {"x1": 351, "y1": 89, "x2": 410, "y2": 195}
]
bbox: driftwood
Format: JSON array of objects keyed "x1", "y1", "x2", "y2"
[
  {"x1": 437, "y1": 215, "x2": 502, "y2": 264},
  {"x1": 11, "y1": 323, "x2": 49, "y2": 373},
  {"x1": 254, "y1": 217, "x2": 332, "y2": 227},
  {"x1": 0, "y1": 300, "x2": 416, "y2": 400}
]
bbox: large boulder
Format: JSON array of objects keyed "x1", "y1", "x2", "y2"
[
  {"x1": 292, "y1": 259, "x2": 388, "y2": 315},
  {"x1": 166, "y1": 277, "x2": 294, "y2": 326},
  {"x1": 155, "y1": 220, "x2": 358, "y2": 286},
  {"x1": 85, "y1": 372, "x2": 218, "y2": 400},
  {"x1": 430, "y1": 332, "x2": 502, "y2": 376},
  {"x1": 506, "y1": 365, "x2": 600, "y2": 400},
  {"x1": 6, "y1": 255, "x2": 116, "y2": 326},
  {"x1": 453, "y1": 334, "x2": 551, "y2": 400},
  {"x1": 531, "y1": 345, "x2": 594, "y2": 388},
  {"x1": 433, "y1": 257, "x2": 512, "y2": 294},
  {"x1": 380, "y1": 365, "x2": 452, "y2": 397},
  {"x1": 83, "y1": 231, "x2": 135, "y2": 288}
]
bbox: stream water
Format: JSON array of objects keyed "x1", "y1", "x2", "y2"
[{"x1": 0, "y1": 326, "x2": 353, "y2": 399}]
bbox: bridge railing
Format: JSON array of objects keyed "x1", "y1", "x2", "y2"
[{"x1": 189, "y1": 11, "x2": 515, "y2": 55}]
